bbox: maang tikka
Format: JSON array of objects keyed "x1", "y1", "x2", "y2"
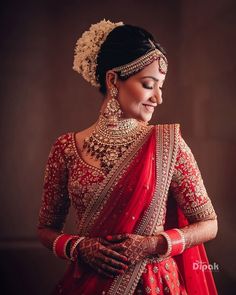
[{"x1": 103, "y1": 87, "x2": 122, "y2": 125}]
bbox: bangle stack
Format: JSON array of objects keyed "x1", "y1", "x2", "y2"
[
  {"x1": 70, "y1": 237, "x2": 86, "y2": 261},
  {"x1": 53, "y1": 234, "x2": 84, "y2": 260},
  {"x1": 159, "y1": 228, "x2": 186, "y2": 258}
]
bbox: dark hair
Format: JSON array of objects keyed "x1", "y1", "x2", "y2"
[{"x1": 96, "y1": 24, "x2": 166, "y2": 95}]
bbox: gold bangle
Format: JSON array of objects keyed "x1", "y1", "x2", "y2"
[
  {"x1": 70, "y1": 237, "x2": 86, "y2": 261},
  {"x1": 53, "y1": 234, "x2": 77, "y2": 259},
  {"x1": 174, "y1": 228, "x2": 186, "y2": 253}
]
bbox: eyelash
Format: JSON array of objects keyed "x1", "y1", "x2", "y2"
[
  {"x1": 143, "y1": 84, "x2": 163, "y2": 90},
  {"x1": 143, "y1": 85, "x2": 154, "y2": 89}
]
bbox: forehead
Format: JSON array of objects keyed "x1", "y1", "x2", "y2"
[{"x1": 135, "y1": 60, "x2": 166, "y2": 80}]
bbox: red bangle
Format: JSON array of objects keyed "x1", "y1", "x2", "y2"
[
  {"x1": 53, "y1": 234, "x2": 77, "y2": 259},
  {"x1": 159, "y1": 228, "x2": 185, "y2": 258}
]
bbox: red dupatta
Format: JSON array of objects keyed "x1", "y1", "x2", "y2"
[{"x1": 54, "y1": 124, "x2": 217, "y2": 295}]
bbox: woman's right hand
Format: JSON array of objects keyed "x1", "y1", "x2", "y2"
[{"x1": 77, "y1": 237, "x2": 129, "y2": 278}]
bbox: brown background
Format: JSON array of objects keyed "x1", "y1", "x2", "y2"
[{"x1": 1, "y1": 0, "x2": 236, "y2": 294}]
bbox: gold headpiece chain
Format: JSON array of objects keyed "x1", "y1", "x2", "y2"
[{"x1": 112, "y1": 39, "x2": 168, "y2": 76}]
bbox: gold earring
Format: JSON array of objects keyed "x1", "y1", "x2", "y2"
[
  {"x1": 103, "y1": 87, "x2": 122, "y2": 123},
  {"x1": 110, "y1": 87, "x2": 118, "y2": 99}
]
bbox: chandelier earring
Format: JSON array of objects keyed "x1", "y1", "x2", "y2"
[{"x1": 103, "y1": 87, "x2": 123, "y2": 123}]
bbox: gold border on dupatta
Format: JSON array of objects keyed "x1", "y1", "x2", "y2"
[
  {"x1": 107, "y1": 124, "x2": 180, "y2": 295},
  {"x1": 77, "y1": 124, "x2": 153, "y2": 236}
]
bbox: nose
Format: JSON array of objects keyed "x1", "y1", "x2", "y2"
[{"x1": 150, "y1": 90, "x2": 163, "y2": 105}]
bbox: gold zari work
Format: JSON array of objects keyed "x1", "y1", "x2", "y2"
[{"x1": 83, "y1": 114, "x2": 147, "y2": 173}]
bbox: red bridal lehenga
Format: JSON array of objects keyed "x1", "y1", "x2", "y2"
[{"x1": 38, "y1": 124, "x2": 218, "y2": 295}]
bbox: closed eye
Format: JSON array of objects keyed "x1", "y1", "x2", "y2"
[{"x1": 143, "y1": 84, "x2": 154, "y2": 89}]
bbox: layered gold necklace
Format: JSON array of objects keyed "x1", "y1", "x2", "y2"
[{"x1": 82, "y1": 114, "x2": 146, "y2": 173}]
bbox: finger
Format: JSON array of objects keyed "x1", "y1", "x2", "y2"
[
  {"x1": 108, "y1": 244, "x2": 126, "y2": 252},
  {"x1": 99, "y1": 237, "x2": 113, "y2": 245},
  {"x1": 93, "y1": 256, "x2": 123, "y2": 275},
  {"x1": 106, "y1": 234, "x2": 129, "y2": 242},
  {"x1": 107, "y1": 246, "x2": 132, "y2": 264},
  {"x1": 96, "y1": 251, "x2": 126, "y2": 269},
  {"x1": 98, "y1": 261, "x2": 126, "y2": 276},
  {"x1": 101, "y1": 254, "x2": 129, "y2": 270},
  {"x1": 100, "y1": 239, "x2": 112, "y2": 246},
  {"x1": 100, "y1": 247, "x2": 128, "y2": 263}
]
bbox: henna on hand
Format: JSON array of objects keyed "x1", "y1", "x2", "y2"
[
  {"x1": 77, "y1": 237, "x2": 129, "y2": 278},
  {"x1": 106, "y1": 234, "x2": 165, "y2": 265}
]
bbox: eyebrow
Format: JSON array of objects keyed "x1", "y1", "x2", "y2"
[{"x1": 141, "y1": 76, "x2": 163, "y2": 82}]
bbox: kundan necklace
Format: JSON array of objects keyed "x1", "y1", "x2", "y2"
[{"x1": 82, "y1": 114, "x2": 146, "y2": 173}]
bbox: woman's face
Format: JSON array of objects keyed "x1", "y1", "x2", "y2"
[{"x1": 116, "y1": 60, "x2": 166, "y2": 123}]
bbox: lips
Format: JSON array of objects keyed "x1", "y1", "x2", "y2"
[{"x1": 143, "y1": 104, "x2": 155, "y2": 112}]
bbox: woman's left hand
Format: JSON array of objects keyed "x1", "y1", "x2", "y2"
[{"x1": 105, "y1": 234, "x2": 159, "y2": 265}]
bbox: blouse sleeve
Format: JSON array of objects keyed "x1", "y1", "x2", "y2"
[
  {"x1": 170, "y1": 134, "x2": 217, "y2": 223},
  {"x1": 38, "y1": 135, "x2": 71, "y2": 231}
]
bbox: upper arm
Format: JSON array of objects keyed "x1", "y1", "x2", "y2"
[{"x1": 38, "y1": 135, "x2": 71, "y2": 232}]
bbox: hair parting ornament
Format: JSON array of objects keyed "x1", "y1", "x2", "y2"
[
  {"x1": 112, "y1": 39, "x2": 168, "y2": 77},
  {"x1": 73, "y1": 19, "x2": 168, "y2": 87}
]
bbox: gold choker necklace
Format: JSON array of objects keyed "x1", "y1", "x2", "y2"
[{"x1": 83, "y1": 114, "x2": 146, "y2": 173}]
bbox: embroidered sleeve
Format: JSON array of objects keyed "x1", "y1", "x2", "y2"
[
  {"x1": 38, "y1": 135, "x2": 71, "y2": 231},
  {"x1": 170, "y1": 135, "x2": 217, "y2": 223}
]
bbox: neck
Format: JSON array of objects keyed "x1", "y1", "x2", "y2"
[{"x1": 99, "y1": 97, "x2": 147, "y2": 126}]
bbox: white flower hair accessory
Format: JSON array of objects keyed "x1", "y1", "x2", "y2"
[{"x1": 73, "y1": 19, "x2": 123, "y2": 87}]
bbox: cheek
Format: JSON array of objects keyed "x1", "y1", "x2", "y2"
[
  {"x1": 120, "y1": 84, "x2": 146, "y2": 106},
  {"x1": 128, "y1": 85, "x2": 145, "y2": 101}
]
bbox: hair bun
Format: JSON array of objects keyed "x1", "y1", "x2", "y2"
[{"x1": 73, "y1": 19, "x2": 123, "y2": 87}]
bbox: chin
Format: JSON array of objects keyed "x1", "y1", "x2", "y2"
[
  {"x1": 125, "y1": 111, "x2": 152, "y2": 123},
  {"x1": 138, "y1": 114, "x2": 152, "y2": 123}
]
